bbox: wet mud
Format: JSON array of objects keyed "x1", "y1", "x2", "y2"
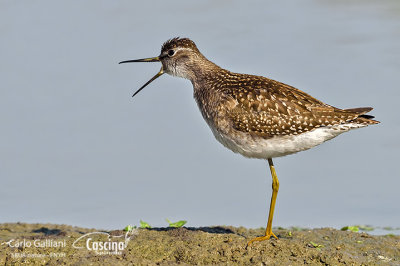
[{"x1": 0, "y1": 223, "x2": 399, "y2": 265}]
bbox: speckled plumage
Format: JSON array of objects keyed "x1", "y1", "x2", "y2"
[
  {"x1": 120, "y1": 37, "x2": 380, "y2": 245},
  {"x1": 155, "y1": 38, "x2": 379, "y2": 159}
]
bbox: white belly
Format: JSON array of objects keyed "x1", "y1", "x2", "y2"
[{"x1": 209, "y1": 123, "x2": 366, "y2": 159}]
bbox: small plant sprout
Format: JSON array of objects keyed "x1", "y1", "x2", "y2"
[
  {"x1": 140, "y1": 220, "x2": 151, "y2": 229},
  {"x1": 341, "y1": 226, "x2": 359, "y2": 232},
  {"x1": 123, "y1": 225, "x2": 136, "y2": 232},
  {"x1": 309, "y1": 241, "x2": 324, "y2": 250},
  {"x1": 166, "y1": 219, "x2": 187, "y2": 228}
]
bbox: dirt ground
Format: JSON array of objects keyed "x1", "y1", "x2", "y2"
[{"x1": 0, "y1": 223, "x2": 399, "y2": 265}]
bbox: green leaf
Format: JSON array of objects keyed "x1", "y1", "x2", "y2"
[
  {"x1": 166, "y1": 218, "x2": 187, "y2": 228},
  {"x1": 140, "y1": 220, "x2": 151, "y2": 229},
  {"x1": 341, "y1": 226, "x2": 359, "y2": 232},
  {"x1": 309, "y1": 241, "x2": 324, "y2": 249},
  {"x1": 123, "y1": 225, "x2": 135, "y2": 231}
]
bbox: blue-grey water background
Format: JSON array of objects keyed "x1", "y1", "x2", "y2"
[{"x1": 1, "y1": 1, "x2": 399, "y2": 234}]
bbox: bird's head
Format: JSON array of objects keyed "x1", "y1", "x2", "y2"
[{"x1": 120, "y1": 37, "x2": 206, "y2": 97}]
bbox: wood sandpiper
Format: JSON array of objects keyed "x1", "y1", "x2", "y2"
[{"x1": 119, "y1": 37, "x2": 379, "y2": 246}]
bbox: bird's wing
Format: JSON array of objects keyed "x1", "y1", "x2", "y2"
[{"x1": 221, "y1": 75, "x2": 367, "y2": 138}]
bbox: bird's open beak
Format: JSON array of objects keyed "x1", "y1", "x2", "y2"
[{"x1": 119, "y1": 56, "x2": 164, "y2": 97}]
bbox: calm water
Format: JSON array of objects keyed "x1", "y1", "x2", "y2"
[{"x1": 1, "y1": 1, "x2": 399, "y2": 234}]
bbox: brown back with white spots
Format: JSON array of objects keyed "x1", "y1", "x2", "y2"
[{"x1": 213, "y1": 71, "x2": 378, "y2": 138}]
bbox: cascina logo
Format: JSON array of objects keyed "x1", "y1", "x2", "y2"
[{"x1": 72, "y1": 229, "x2": 138, "y2": 255}]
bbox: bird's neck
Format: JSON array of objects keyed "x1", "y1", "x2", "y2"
[
  {"x1": 188, "y1": 57, "x2": 228, "y2": 92},
  {"x1": 180, "y1": 54, "x2": 217, "y2": 80},
  {"x1": 190, "y1": 57, "x2": 232, "y2": 119}
]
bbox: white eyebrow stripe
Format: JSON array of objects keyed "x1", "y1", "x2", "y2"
[
  {"x1": 174, "y1": 47, "x2": 191, "y2": 54},
  {"x1": 164, "y1": 47, "x2": 191, "y2": 55}
]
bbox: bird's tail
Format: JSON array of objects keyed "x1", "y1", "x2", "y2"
[{"x1": 344, "y1": 107, "x2": 380, "y2": 125}]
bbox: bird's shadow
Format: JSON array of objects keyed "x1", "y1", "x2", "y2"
[
  {"x1": 147, "y1": 226, "x2": 235, "y2": 235},
  {"x1": 32, "y1": 227, "x2": 62, "y2": 236},
  {"x1": 31, "y1": 226, "x2": 244, "y2": 237}
]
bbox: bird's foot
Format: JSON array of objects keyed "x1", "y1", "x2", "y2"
[{"x1": 247, "y1": 231, "x2": 278, "y2": 247}]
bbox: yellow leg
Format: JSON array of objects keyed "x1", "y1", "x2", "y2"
[{"x1": 248, "y1": 158, "x2": 280, "y2": 246}]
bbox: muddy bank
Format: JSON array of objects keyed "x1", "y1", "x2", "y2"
[{"x1": 0, "y1": 223, "x2": 399, "y2": 265}]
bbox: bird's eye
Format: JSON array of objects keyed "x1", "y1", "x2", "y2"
[{"x1": 168, "y1": 49, "x2": 175, "y2": 57}]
